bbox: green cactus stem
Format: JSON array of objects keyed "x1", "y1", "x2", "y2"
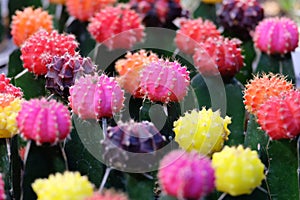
[
  {"x1": 255, "y1": 52, "x2": 296, "y2": 84},
  {"x1": 193, "y1": 2, "x2": 217, "y2": 24}
]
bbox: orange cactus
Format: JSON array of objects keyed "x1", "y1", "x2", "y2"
[
  {"x1": 66, "y1": 0, "x2": 116, "y2": 21},
  {"x1": 49, "y1": 0, "x2": 66, "y2": 4},
  {"x1": 243, "y1": 73, "x2": 293, "y2": 114},
  {"x1": 115, "y1": 50, "x2": 159, "y2": 97},
  {"x1": 11, "y1": 7, "x2": 53, "y2": 47}
]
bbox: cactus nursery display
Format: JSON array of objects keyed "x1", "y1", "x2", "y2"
[{"x1": 0, "y1": 0, "x2": 299, "y2": 199}]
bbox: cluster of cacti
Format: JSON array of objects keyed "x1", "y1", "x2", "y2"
[{"x1": 0, "y1": 0, "x2": 298, "y2": 200}]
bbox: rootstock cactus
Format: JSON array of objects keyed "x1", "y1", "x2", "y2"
[{"x1": 1, "y1": 0, "x2": 300, "y2": 200}]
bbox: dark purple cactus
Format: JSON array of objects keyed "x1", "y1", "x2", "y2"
[
  {"x1": 217, "y1": 0, "x2": 264, "y2": 40},
  {"x1": 130, "y1": 0, "x2": 189, "y2": 29},
  {"x1": 45, "y1": 53, "x2": 96, "y2": 99},
  {"x1": 101, "y1": 120, "x2": 166, "y2": 170}
]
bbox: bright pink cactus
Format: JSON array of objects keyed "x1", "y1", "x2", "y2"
[
  {"x1": 88, "y1": 5, "x2": 145, "y2": 50},
  {"x1": 175, "y1": 18, "x2": 220, "y2": 55},
  {"x1": 257, "y1": 90, "x2": 300, "y2": 140},
  {"x1": 193, "y1": 36, "x2": 244, "y2": 79},
  {"x1": 0, "y1": 74, "x2": 23, "y2": 97},
  {"x1": 0, "y1": 174, "x2": 5, "y2": 200},
  {"x1": 254, "y1": 17, "x2": 299, "y2": 55},
  {"x1": 139, "y1": 59, "x2": 190, "y2": 103},
  {"x1": 158, "y1": 150, "x2": 215, "y2": 199},
  {"x1": 17, "y1": 98, "x2": 72, "y2": 145},
  {"x1": 69, "y1": 74, "x2": 125, "y2": 120}
]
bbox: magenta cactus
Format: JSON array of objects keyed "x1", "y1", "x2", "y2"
[
  {"x1": 139, "y1": 59, "x2": 190, "y2": 103},
  {"x1": 16, "y1": 98, "x2": 72, "y2": 145},
  {"x1": 0, "y1": 174, "x2": 5, "y2": 200},
  {"x1": 69, "y1": 74, "x2": 125, "y2": 120},
  {"x1": 158, "y1": 150, "x2": 215, "y2": 199},
  {"x1": 193, "y1": 36, "x2": 244, "y2": 80},
  {"x1": 254, "y1": 17, "x2": 299, "y2": 55},
  {"x1": 46, "y1": 53, "x2": 96, "y2": 98}
]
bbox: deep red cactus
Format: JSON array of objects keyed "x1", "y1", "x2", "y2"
[
  {"x1": 20, "y1": 29, "x2": 78, "y2": 75},
  {"x1": 0, "y1": 74, "x2": 23, "y2": 97},
  {"x1": 17, "y1": 98, "x2": 72, "y2": 145},
  {"x1": 66, "y1": 0, "x2": 116, "y2": 21},
  {"x1": 140, "y1": 59, "x2": 190, "y2": 103},
  {"x1": 217, "y1": 0, "x2": 264, "y2": 40},
  {"x1": 254, "y1": 17, "x2": 299, "y2": 55},
  {"x1": 88, "y1": 5, "x2": 145, "y2": 50},
  {"x1": 46, "y1": 53, "x2": 96, "y2": 98},
  {"x1": 193, "y1": 36, "x2": 244, "y2": 80},
  {"x1": 101, "y1": 120, "x2": 166, "y2": 170},
  {"x1": 129, "y1": 0, "x2": 188, "y2": 29},
  {"x1": 69, "y1": 74, "x2": 124, "y2": 120},
  {"x1": 257, "y1": 90, "x2": 300, "y2": 140},
  {"x1": 158, "y1": 150, "x2": 215, "y2": 199},
  {"x1": 175, "y1": 18, "x2": 220, "y2": 55}
]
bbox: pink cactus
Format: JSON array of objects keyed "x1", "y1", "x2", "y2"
[
  {"x1": 17, "y1": 98, "x2": 72, "y2": 145},
  {"x1": 69, "y1": 74, "x2": 125, "y2": 120},
  {"x1": 257, "y1": 90, "x2": 300, "y2": 140},
  {"x1": 140, "y1": 59, "x2": 190, "y2": 103},
  {"x1": 254, "y1": 17, "x2": 299, "y2": 55},
  {"x1": 0, "y1": 174, "x2": 5, "y2": 200},
  {"x1": 88, "y1": 5, "x2": 145, "y2": 50},
  {"x1": 158, "y1": 150, "x2": 215, "y2": 199},
  {"x1": 193, "y1": 36, "x2": 244, "y2": 79},
  {"x1": 175, "y1": 18, "x2": 220, "y2": 55}
]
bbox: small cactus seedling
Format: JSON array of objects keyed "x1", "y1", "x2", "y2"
[
  {"x1": 193, "y1": 36, "x2": 244, "y2": 80},
  {"x1": 21, "y1": 30, "x2": 78, "y2": 75},
  {"x1": 158, "y1": 150, "x2": 215, "y2": 199},
  {"x1": 66, "y1": 0, "x2": 116, "y2": 21},
  {"x1": 46, "y1": 53, "x2": 96, "y2": 99},
  {"x1": 217, "y1": 0, "x2": 264, "y2": 40},
  {"x1": 88, "y1": 5, "x2": 145, "y2": 50},
  {"x1": 16, "y1": 98, "x2": 72, "y2": 145},
  {"x1": 175, "y1": 18, "x2": 220, "y2": 55},
  {"x1": 257, "y1": 90, "x2": 300, "y2": 140},
  {"x1": 212, "y1": 145, "x2": 265, "y2": 196},
  {"x1": 32, "y1": 171, "x2": 94, "y2": 199},
  {"x1": 10, "y1": 7, "x2": 53, "y2": 47},
  {"x1": 69, "y1": 74, "x2": 125, "y2": 120},
  {"x1": 174, "y1": 108, "x2": 231, "y2": 156},
  {"x1": 140, "y1": 59, "x2": 190, "y2": 104}
]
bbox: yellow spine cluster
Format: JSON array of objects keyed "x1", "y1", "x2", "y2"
[
  {"x1": 32, "y1": 171, "x2": 94, "y2": 200},
  {"x1": 212, "y1": 145, "x2": 265, "y2": 196},
  {"x1": 173, "y1": 108, "x2": 231, "y2": 156}
]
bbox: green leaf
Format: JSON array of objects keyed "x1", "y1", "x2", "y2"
[
  {"x1": 14, "y1": 70, "x2": 46, "y2": 100},
  {"x1": 193, "y1": 3, "x2": 217, "y2": 24},
  {"x1": 22, "y1": 141, "x2": 66, "y2": 200},
  {"x1": 7, "y1": 49, "x2": 23, "y2": 79},
  {"x1": 224, "y1": 79, "x2": 245, "y2": 146},
  {"x1": 235, "y1": 40, "x2": 255, "y2": 84},
  {"x1": 125, "y1": 173, "x2": 155, "y2": 200},
  {"x1": 267, "y1": 139, "x2": 299, "y2": 200}
]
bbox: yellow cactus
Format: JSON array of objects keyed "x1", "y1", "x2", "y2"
[
  {"x1": 212, "y1": 145, "x2": 265, "y2": 196},
  {"x1": 32, "y1": 171, "x2": 94, "y2": 200},
  {"x1": 173, "y1": 108, "x2": 231, "y2": 156},
  {"x1": 201, "y1": 0, "x2": 222, "y2": 4},
  {"x1": 0, "y1": 95, "x2": 22, "y2": 138}
]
